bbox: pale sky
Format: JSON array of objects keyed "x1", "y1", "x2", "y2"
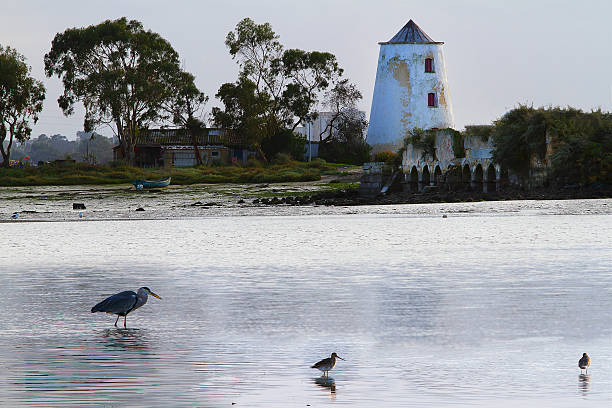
[{"x1": 2, "y1": 0, "x2": 611, "y2": 139}]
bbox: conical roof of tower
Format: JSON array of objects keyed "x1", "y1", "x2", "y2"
[{"x1": 382, "y1": 20, "x2": 443, "y2": 44}]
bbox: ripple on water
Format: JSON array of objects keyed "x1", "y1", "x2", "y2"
[{"x1": 0, "y1": 201, "x2": 611, "y2": 407}]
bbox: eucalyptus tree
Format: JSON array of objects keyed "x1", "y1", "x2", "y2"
[
  {"x1": 318, "y1": 79, "x2": 363, "y2": 143},
  {"x1": 0, "y1": 45, "x2": 45, "y2": 167},
  {"x1": 161, "y1": 70, "x2": 208, "y2": 165},
  {"x1": 44, "y1": 18, "x2": 194, "y2": 164},
  {"x1": 212, "y1": 77, "x2": 270, "y2": 153},
  {"x1": 214, "y1": 18, "x2": 343, "y2": 160},
  {"x1": 281, "y1": 49, "x2": 342, "y2": 131}
]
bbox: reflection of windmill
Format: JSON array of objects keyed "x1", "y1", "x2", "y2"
[{"x1": 314, "y1": 377, "x2": 336, "y2": 394}]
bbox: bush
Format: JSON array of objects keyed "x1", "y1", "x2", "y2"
[
  {"x1": 306, "y1": 158, "x2": 327, "y2": 168},
  {"x1": 273, "y1": 152, "x2": 292, "y2": 165},
  {"x1": 246, "y1": 158, "x2": 262, "y2": 168},
  {"x1": 404, "y1": 127, "x2": 437, "y2": 161},
  {"x1": 108, "y1": 160, "x2": 128, "y2": 168},
  {"x1": 491, "y1": 105, "x2": 547, "y2": 183},
  {"x1": 373, "y1": 150, "x2": 398, "y2": 164},
  {"x1": 319, "y1": 139, "x2": 371, "y2": 165},
  {"x1": 261, "y1": 129, "x2": 306, "y2": 161},
  {"x1": 491, "y1": 105, "x2": 611, "y2": 185}
]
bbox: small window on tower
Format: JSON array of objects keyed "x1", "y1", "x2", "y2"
[
  {"x1": 425, "y1": 58, "x2": 434, "y2": 73},
  {"x1": 428, "y1": 93, "x2": 436, "y2": 107}
]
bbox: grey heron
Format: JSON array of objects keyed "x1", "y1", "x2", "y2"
[
  {"x1": 91, "y1": 287, "x2": 162, "y2": 328},
  {"x1": 311, "y1": 352, "x2": 344, "y2": 377}
]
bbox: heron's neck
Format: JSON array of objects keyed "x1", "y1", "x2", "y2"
[{"x1": 134, "y1": 289, "x2": 149, "y2": 310}]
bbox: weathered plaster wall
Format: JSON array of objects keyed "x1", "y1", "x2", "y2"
[
  {"x1": 464, "y1": 135, "x2": 493, "y2": 160},
  {"x1": 401, "y1": 130, "x2": 500, "y2": 191},
  {"x1": 368, "y1": 43, "x2": 454, "y2": 151}
]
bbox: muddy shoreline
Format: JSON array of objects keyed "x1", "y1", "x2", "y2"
[
  {"x1": 252, "y1": 184, "x2": 611, "y2": 207},
  {"x1": 2, "y1": 179, "x2": 610, "y2": 222}
]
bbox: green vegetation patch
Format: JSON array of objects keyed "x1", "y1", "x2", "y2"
[
  {"x1": 492, "y1": 105, "x2": 612, "y2": 185},
  {"x1": 464, "y1": 125, "x2": 493, "y2": 142},
  {"x1": 0, "y1": 159, "x2": 351, "y2": 187}
]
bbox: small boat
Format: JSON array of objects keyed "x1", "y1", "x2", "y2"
[{"x1": 131, "y1": 176, "x2": 171, "y2": 190}]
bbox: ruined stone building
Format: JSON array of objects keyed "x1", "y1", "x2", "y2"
[
  {"x1": 367, "y1": 20, "x2": 505, "y2": 193},
  {"x1": 368, "y1": 20, "x2": 454, "y2": 151}
]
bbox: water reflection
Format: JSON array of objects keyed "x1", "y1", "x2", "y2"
[
  {"x1": 578, "y1": 373, "x2": 590, "y2": 396},
  {"x1": 100, "y1": 328, "x2": 148, "y2": 351},
  {"x1": 314, "y1": 376, "x2": 336, "y2": 394},
  {"x1": 1, "y1": 209, "x2": 611, "y2": 407}
]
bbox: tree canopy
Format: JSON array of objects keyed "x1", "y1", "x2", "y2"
[
  {"x1": 0, "y1": 45, "x2": 46, "y2": 167},
  {"x1": 161, "y1": 70, "x2": 209, "y2": 165},
  {"x1": 492, "y1": 105, "x2": 611, "y2": 185},
  {"x1": 213, "y1": 18, "x2": 343, "y2": 161},
  {"x1": 44, "y1": 17, "x2": 203, "y2": 164}
]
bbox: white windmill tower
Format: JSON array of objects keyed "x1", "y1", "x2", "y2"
[{"x1": 367, "y1": 20, "x2": 454, "y2": 152}]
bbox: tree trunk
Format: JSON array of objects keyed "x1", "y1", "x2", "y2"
[
  {"x1": 0, "y1": 134, "x2": 13, "y2": 168},
  {"x1": 123, "y1": 129, "x2": 136, "y2": 166},
  {"x1": 191, "y1": 131, "x2": 203, "y2": 166},
  {"x1": 0, "y1": 147, "x2": 8, "y2": 167},
  {"x1": 255, "y1": 143, "x2": 268, "y2": 164},
  {"x1": 126, "y1": 141, "x2": 135, "y2": 166}
]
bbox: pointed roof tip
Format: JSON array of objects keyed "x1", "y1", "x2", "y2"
[{"x1": 384, "y1": 19, "x2": 442, "y2": 44}]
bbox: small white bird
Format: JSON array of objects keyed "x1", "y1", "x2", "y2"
[{"x1": 311, "y1": 352, "x2": 344, "y2": 377}]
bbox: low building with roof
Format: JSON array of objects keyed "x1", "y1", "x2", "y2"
[{"x1": 112, "y1": 128, "x2": 249, "y2": 167}]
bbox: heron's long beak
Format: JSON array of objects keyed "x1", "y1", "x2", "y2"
[{"x1": 151, "y1": 292, "x2": 162, "y2": 300}]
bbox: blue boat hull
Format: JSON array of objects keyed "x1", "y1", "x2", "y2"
[{"x1": 131, "y1": 176, "x2": 171, "y2": 189}]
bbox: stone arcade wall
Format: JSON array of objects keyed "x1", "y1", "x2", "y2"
[{"x1": 401, "y1": 129, "x2": 501, "y2": 192}]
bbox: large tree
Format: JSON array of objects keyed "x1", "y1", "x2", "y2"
[
  {"x1": 212, "y1": 77, "x2": 270, "y2": 151},
  {"x1": 161, "y1": 70, "x2": 208, "y2": 165},
  {"x1": 214, "y1": 18, "x2": 342, "y2": 161},
  {"x1": 44, "y1": 18, "x2": 194, "y2": 164},
  {"x1": 318, "y1": 79, "x2": 363, "y2": 143},
  {"x1": 0, "y1": 45, "x2": 45, "y2": 167}
]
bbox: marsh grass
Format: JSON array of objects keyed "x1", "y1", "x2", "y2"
[{"x1": 0, "y1": 160, "x2": 354, "y2": 187}]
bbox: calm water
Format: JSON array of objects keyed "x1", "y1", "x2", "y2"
[{"x1": 0, "y1": 199, "x2": 611, "y2": 407}]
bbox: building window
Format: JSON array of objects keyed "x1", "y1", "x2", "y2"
[
  {"x1": 425, "y1": 58, "x2": 434, "y2": 73},
  {"x1": 428, "y1": 93, "x2": 436, "y2": 107},
  {"x1": 211, "y1": 151, "x2": 219, "y2": 157}
]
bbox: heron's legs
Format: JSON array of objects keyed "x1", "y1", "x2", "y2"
[
  {"x1": 124, "y1": 315, "x2": 127, "y2": 328},
  {"x1": 114, "y1": 315, "x2": 120, "y2": 327}
]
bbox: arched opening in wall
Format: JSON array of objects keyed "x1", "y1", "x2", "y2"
[
  {"x1": 410, "y1": 166, "x2": 418, "y2": 192},
  {"x1": 462, "y1": 164, "x2": 471, "y2": 190},
  {"x1": 434, "y1": 165, "x2": 442, "y2": 186},
  {"x1": 445, "y1": 165, "x2": 461, "y2": 191},
  {"x1": 473, "y1": 164, "x2": 484, "y2": 192},
  {"x1": 486, "y1": 164, "x2": 497, "y2": 193},
  {"x1": 500, "y1": 167, "x2": 509, "y2": 188},
  {"x1": 421, "y1": 166, "x2": 430, "y2": 190}
]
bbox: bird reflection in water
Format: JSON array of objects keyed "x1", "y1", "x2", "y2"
[
  {"x1": 314, "y1": 376, "x2": 336, "y2": 394},
  {"x1": 101, "y1": 328, "x2": 148, "y2": 351},
  {"x1": 578, "y1": 373, "x2": 590, "y2": 396}
]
